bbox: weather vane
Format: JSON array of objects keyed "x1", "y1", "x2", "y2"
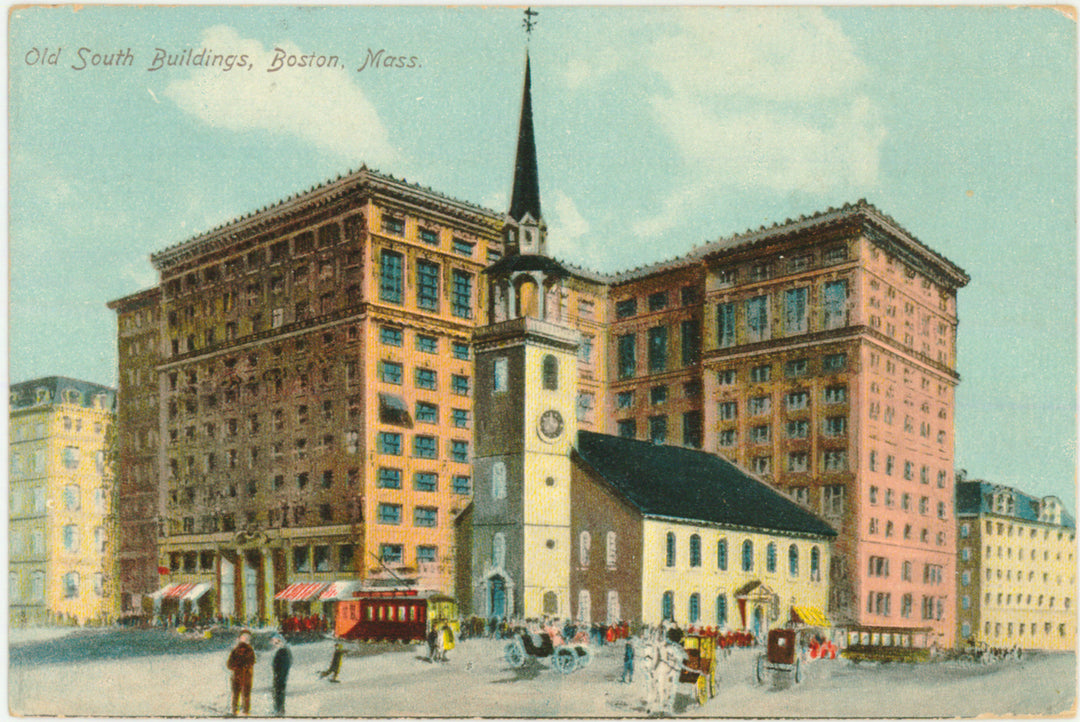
[{"x1": 522, "y1": 7, "x2": 538, "y2": 39}]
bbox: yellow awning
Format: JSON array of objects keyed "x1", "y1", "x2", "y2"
[{"x1": 791, "y1": 606, "x2": 829, "y2": 627}]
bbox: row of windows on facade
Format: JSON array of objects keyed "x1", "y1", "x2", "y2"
[
  {"x1": 968, "y1": 520, "x2": 1075, "y2": 542},
  {"x1": 377, "y1": 362, "x2": 472, "y2": 396},
  {"x1": 615, "y1": 411, "x2": 703, "y2": 449},
  {"x1": 378, "y1": 325, "x2": 471, "y2": 359},
  {"x1": 869, "y1": 458, "x2": 950, "y2": 487},
  {"x1": 376, "y1": 432, "x2": 470, "y2": 462},
  {"x1": 732, "y1": 451, "x2": 850, "y2": 477},
  {"x1": 10, "y1": 448, "x2": 105, "y2": 477},
  {"x1": 378, "y1": 468, "x2": 472, "y2": 495},
  {"x1": 869, "y1": 486, "x2": 950, "y2": 517},
  {"x1": 866, "y1": 556, "x2": 946, "y2": 584},
  {"x1": 163, "y1": 218, "x2": 362, "y2": 293},
  {"x1": 865, "y1": 592, "x2": 947, "y2": 620},
  {"x1": 168, "y1": 329, "x2": 352, "y2": 386},
  {"x1": 10, "y1": 484, "x2": 107, "y2": 518},
  {"x1": 964, "y1": 542, "x2": 1073, "y2": 563},
  {"x1": 615, "y1": 381, "x2": 701, "y2": 411},
  {"x1": 488, "y1": 355, "x2": 598, "y2": 422},
  {"x1": 715, "y1": 282, "x2": 849, "y2": 348},
  {"x1": 968, "y1": 567, "x2": 1072, "y2": 587},
  {"x1": 166, "y1": 367, "x2": 369, "y2": 412},
  {"x1": 377, "y1": 543, "x2": 436, "y2": 565},
  {"x1": 658, "y1": 591, "x2": 739, "y2": 627},
  {"x1": 167, "y1": 433, "x2": 363, "y2": 476},
  {"x1": 167, "y1": 261, "x2": 359, "y2": 329},
  {"x1": 377, "y1": 250, "x2": 475, "y2": 318},
  {"x1": 169, "y1": 401, "x2": 359, "y2": 444},
  {"x1": 377, "y1": 212, "x2": 490, "y2": 263},
  {"x1": 867, "y1": 519, "x2": 951, "y2": 547},
  {"x1": 964, "y1": 591, "x2": 1072, "y2": 610},
  {"x1": 974, "y1": 621, "x2": 1070, "y2": 639},
  {"x1": 613, "y1": 286, "x2": 701, "y2": 320},
  {"x1": 713, "y1": 359, "x2": 849, "y2": 400},
  {"x1": 656, "y1": 533, "x2": 824, "y2": 579},
  {"x1": 717, "y1": 417, "x2": 850, "y2": 448},
  {"x1": 11, "y1": 388, "x2": 111, "y2": 409},
  {"x1": 9, "y1": 570, "x2": 105, "y2": 602},
  {"x1": 174, "y1": 498, "x2": 361, "y2": 534},
  {"x1": 50, "y1": 524, "x2": 108, "y2": 555},
  {"x1": 375, "y1": 503, "x2": 440, "y2": 527},
  {"x1": 712, "y1": 245, "x2": 850, "y2": 291},
  {"x1": 614, "y1": 321, "x2": 702, "y2": 379}
]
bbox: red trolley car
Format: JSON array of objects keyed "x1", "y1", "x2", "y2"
[{"x1": 335, "y1": 589, "x2": 458, "y2": 643}]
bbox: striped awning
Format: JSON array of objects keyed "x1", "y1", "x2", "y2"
[
  {"x1": 275, "y1": 582, "x2": 330, "y2": 602},
  {"x1": 164, "y1": 582, "x2": 200, "y2": 600},
  {"x1": 791, "y1": 606, "x2": 829, "y2": 627},
  {"x1": 148, "y1": 583, "x2": 178, "y2": 600},
  {"x1": 319, "y1": 581, "x2": 364, "y2": 601},
  {"x1": 182, "y1": 582, "x2": 212, "y2": 602}
]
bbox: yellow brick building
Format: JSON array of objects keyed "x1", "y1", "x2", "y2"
[
  {"x1": 9, "y1": 377, "x2": 117, "y2": 626},
  {"x1": 956, "y1": 477, "x2": 1076, "y2": 650}
]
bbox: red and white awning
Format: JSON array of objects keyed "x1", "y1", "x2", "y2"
[
  {"x1": 275, "y1": 582, "x2": 330, "y2": 602},
  {"x1": 164, "y1": 582, "x2": 199, "y2": 599},
  {"x1": 319, "y1": 581, "x2": 364, "y2": 601}
]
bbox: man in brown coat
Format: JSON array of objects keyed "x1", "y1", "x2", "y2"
[{"x1": 227, "y1": 630, "x2": 256, "y2": 715}]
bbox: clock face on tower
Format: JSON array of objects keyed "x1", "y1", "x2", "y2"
[{"x1": 538, "y1": 409, "x2": 564, "y2": 441}]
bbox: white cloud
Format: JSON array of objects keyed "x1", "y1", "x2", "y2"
[
  {"x1": 563, "y1": 46, "x2": 623, "y2": 90},
  {"x1": 165, "y1": 26, "x2": 396, "y2": 166},
  {"x1": 548, "y1": 190, "x2": 590, "y2": 243},
  {"x1": 635, "y1": 7, "x2": 886, "y2": 235}
]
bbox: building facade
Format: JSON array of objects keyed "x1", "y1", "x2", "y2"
[
  {"x1": 9, "y1": 377, "x2": 118, "y2": 625},
  {"x1": 107, "y1": 287, "x2": 164, "y2": 616},
  {"x1": 955, "y1": 478, "x2": 1076, "y2": 650},
  {"x1": 112, "y1": 47, "x2": 967, "y2": 642}
]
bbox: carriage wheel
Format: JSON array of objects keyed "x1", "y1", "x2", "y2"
[
  {"x1": 695, "y1": 674, "x2": 709, "y2": 706},
  {"x1": 755, "y1": 655, "x2": 767, "y2": 685},
  {"x1": 504, "y1": 640, "x2": 526, "y2": 668},
  {"x1": 794, "y1": 657, "x2": 804, "y2": 684},
  {"x1": 709, "y1": 660, "x2": 720, "y2": 698},
  {"x1": 553, "y1": 647, "x2": 577, "y2": 674}
]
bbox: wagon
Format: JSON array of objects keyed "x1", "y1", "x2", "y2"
[
  {"x1": 679, "y1": 632, "x2": 720, "y2": 705},
  {"x1": 504, "y1": 629, "x2": 592, "y2": 673},
  {"x1": 755, "y1": 629, "x2": 803, "y2": 685}
]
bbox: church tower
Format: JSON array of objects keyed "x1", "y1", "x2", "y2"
[{"x1": 470, "y1": 46, "x2": 581, "y2": 620}]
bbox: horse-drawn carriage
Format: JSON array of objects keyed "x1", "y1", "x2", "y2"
[
  {"x1": 678, "y1": 632, "x2": 721, "y2": 706},
  {"x1": 504, "y1": 626, "x2": 592, "y2": 673},
  {"x1": 755, "y1": 629, "x2": 804, "y2": 685}
]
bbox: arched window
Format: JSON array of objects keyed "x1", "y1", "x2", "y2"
[
  {"x1": 742, "y1": 540, "x2": 754, "y2": 572},
  {"x1": 542, "y1": 590, "x2": 558, "y2": 615},
  {"x1": 666, "y1": 532, "x2": 676, "y2": 567},
  {"x1": 810, "y1": 546, "x2": 821, "y2": 581},
  {"x1": 662, "y1": 591, "x2": 675, "y2": 621},
  {"x1": 578, "y1": 589, "x2": 591, "y2": 623},
  {"x1": 606, "y1": 531, "x2": 617, "y2": 567},
  {"x1": 579, "y1": 531, "x2": 591, "y2": 566},
  {"x1": 492, "y1": 532, "x2": 506, "y2": 568},
  {"x1": 689, "y1": 534, "x2": 702, "y2": 567},
  {"x1": 717, "y1": 538, "x2": 728, "y2": 570},
  {"x1": 766, "y1": 542, "x2": 777, "y2": 573},
  {"x1": 689, "y1": 593, "x2": 701, "y2": 623},
  {"x1": 716, "y1": 594, "x2": 728, "y2": 626},
  {"x1": 491, "y1": 462, "x2": 507, "y2": 500},
  {"x1": 788, "y1": 544, "x2": 799, "y2": 576},
  {"x1": 542, "y1": 354, "x2": 559, "y2": 390}
]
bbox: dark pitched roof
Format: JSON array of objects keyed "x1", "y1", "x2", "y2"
[
  {"x1": 508, "y1": 52, "x2": 541, "y2": 224},
  {"x1": 574, "y1": 431, "x2": 836, "y2": 538},
  {"x1": 956, "y1": 480, "x2": 1075, "y2": 530},
  {"x1": 9, "y1": 376, "x2": 116, "y2": 411},
  {"x1": 485, "y1": 253, "x2": 569, "y2": 277}
]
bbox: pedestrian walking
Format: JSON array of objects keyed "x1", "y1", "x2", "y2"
[
  {"x1": 621, "y1": 639, "x2": 635, "y2": 683},
  {"x1": 318, "y1": 642, "x2": 345, "y2": 682},
  {"x1": 226, "y1": 629, "x2": 256, "y2": 716},
  {"x1": 270, "y1": 634, "x2": 292, "y2": 716}
]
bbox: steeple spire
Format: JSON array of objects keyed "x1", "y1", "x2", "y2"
[{"x1": 508, "y1": 52, "x2": 541, "y2": 224}]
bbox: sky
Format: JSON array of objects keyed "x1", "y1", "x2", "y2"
[{"x1": 7, "y1": 5, "x2": 1077, "y2": 508}]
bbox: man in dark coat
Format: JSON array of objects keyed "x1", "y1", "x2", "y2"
[
  {"x1": 270, "y1": 634, "x2": 292, "y2": 716},
  {"x1": 226, "y1": 630, "x2": 256, "y2": 716},
  {"x1": 318, "y1": 642, "x2": 345, "y2": 682}
]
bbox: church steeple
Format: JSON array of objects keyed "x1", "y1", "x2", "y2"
[{"x1": 509, "y1": 53, "x2": 541, "y2": 224}]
